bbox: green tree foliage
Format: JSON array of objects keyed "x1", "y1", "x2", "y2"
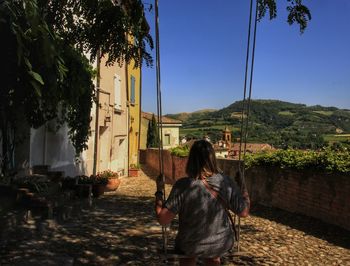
[
  {"x1": 39, "y1": 0, "x2": 153, "y2": 67},
  {"x1": 147, "y1": 114, "x2": 159, "y2": 148},
  {"x1": 258, "y1": 0, "x2": 311, "y2": 33},
  {"x1": 245, "y1": 148, "x2": 350, "y2": 174},
  {"x1": 0, "y1": 0, "x2": 153, "y2": 175}
]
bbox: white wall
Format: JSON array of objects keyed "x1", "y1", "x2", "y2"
[
  {"x1": 162, "y1": 125, "x2": 180, "y2": 149},
  {"x1": 30, "y1": 122, "x2": 85, "y2": 176}
]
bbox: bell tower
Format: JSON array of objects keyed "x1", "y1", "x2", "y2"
[{"x1": 223, "y1": 126, "x2": 231, "y2": 148}]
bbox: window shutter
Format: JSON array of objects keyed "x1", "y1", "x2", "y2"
[
  {"x1": 130, "y1": 75, "x2": 136, "y2": 104},
  {"x1": 164, "y1": 134, "x2": 171, "y2": 145}
]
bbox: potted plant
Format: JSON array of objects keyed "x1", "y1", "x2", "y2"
[
  {"x1": 128, "y1": 164, "x2": 140, "y2": 177},
  {"x1": 97, "y1": 170, "x2": 120, "y2": 192},
  {"x1": 77, "y1": 175, "x2": 92, "y2": 185},
  {"x1": 91, "y1": 175, "x2": 108, "y2": 198},
  {"x1": 62, "y1": 176, "x2": 78, "y2": 190},
  {"x1": 76, "y1": 175, "x2": 93, "y2": 198}
]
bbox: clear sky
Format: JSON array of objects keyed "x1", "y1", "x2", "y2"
[{"x1": 141, "y1": 0, "x2": 350, "y2": 114}]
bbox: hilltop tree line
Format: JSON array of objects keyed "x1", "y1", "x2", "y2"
[{"x1": 167, "y1": 100, "x2": 350, "y2": 150}]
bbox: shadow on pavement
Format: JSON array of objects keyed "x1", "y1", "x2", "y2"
[
  {"x1": 251, "y1": 204, "x2": 350, "y2": 249},
  {"x1": 0, "y1": 194, "x2": 165, "y2": 265}
]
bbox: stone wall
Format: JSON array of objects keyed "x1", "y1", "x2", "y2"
[{"x1": 141, "y1": 149, "x2": 350, "y2": 231}]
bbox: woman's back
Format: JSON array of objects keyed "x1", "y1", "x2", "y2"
[
  {"x1": 164, "y1": 173, "x2": 246, "y2": 256},
  {"x1": 155, "y1": 140, "x2": 250, "y2": 263}
]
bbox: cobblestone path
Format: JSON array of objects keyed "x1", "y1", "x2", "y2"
[{"x1": 1, "y1": 167, "x2": 349, "y2": 265}]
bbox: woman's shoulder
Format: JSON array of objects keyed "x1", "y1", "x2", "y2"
[
  {"x1": 207, "y1": 173, "x2": 235, "y2": 188},
  {"x1": 207, "y1": 173, "x2": 226, "y2": 181}
]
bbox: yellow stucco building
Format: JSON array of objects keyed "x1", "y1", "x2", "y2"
[{"x1": 127, "y1": 58, "x2": 141, "y2": 167}]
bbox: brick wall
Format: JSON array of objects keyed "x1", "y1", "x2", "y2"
[
  {"x1": 218, "y1": 159, "x2": 350, "y2": 231},
  {"x1": 141, "y1": 148, "x2": 187, "y2": 184},
  {"x1": 142, "y1": 149, "x2": 350, "y2": 231},
  {"x1": 244, "y1": 166, "x2": 350, "y2": 231}
]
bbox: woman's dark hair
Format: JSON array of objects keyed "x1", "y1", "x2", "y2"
[{"x1": 186, "y1": 140, "x2": 219, "y2": 179}]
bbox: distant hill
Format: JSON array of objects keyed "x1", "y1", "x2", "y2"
[
  {"x1": 165, "y1": 100, "x2": 350, "y2": 149},
  {"x1": 166, "y1": 109, "x2": 217, "y2": 123}
]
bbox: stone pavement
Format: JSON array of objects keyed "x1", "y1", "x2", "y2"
[{"x1": 0, "y1": 167, "x2": 349, "y2": 265}]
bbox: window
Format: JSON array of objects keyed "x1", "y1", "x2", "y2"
[
  {"x1": 114, "y1": 74, "x2": 122, "y2": 111},
  {"x1": 164, "y1": 134, "x2": 171, "y2": 145},
  {"x1": 130, "y1": 75, "x2": 136, "y2": 105}
]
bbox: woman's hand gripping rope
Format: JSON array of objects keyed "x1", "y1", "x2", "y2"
[
  {"x1": 155, "y1": 174, "x2": 165, "y2": 221},
  {"x1": 234, "y1": 170, "x2": 250, "y2": 217},
  {"x1": 154, "y1": 174, "x2": 176, "y2": 225}
]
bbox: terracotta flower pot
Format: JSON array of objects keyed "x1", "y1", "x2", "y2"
[
  {"x1": 128, "y1": 168, "x2": 139, "y2": 177},
  {"x1": 105, "y1": 178, "x2": 121, "y2": 192}
]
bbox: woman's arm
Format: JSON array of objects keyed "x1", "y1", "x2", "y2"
[
  {"x1": 238, "y1": 189, "x2": 250, "y2": 217},
  {"x1": 232, "y1": 172, "x2": 250, "y2": 217},
  {"x1": 155, "y1": 191, "x2": 176, "y2": 225}
]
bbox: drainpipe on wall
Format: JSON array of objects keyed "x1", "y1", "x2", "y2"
[{"x1": 92, "y1": 50, "x2": 101, "y2": 175}]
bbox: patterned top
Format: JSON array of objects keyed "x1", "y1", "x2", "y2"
[{"x1": 164, "y1": 173, "x2": 247, "y2": 257}]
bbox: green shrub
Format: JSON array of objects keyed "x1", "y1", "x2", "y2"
[
  {"x1": 244, "y1": 148, "x2": 350, "y2": 174},
  {"x1": 170, "y1": 145, "x2": 190, "y2": 157}
]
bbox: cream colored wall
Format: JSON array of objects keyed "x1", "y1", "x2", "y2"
[
  {"x1": 82, "y1": 56, "x2": 129, "y2": 176},
  {"x1": 162, "y1": 126, "x2": 180, "y2": 149},
  {"x1": 95, "y1": 56, "x2": 129, "y2": 176},
  {"x1": 110, "y1": 65, "x2": 128, "y2": 176}
]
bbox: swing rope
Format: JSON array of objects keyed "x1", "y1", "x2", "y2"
[
  {"x1": 236, "y1": 0, "x2": 259, "y2": 252},
  {"x1": 154, "y1": 0, "x2": 168, "y2": 257}
]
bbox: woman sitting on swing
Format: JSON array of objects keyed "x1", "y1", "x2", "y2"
[{"x1": 155, "y1": 139, "x2": 250, "y2": 266}]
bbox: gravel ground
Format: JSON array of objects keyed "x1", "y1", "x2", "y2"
[{"x1": 0, "y1": 166, "x2": 349, "y2": 265}]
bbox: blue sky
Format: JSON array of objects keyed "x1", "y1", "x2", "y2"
[{"x1": 141, "y1": 0, "x2": 350, "y2": 114}]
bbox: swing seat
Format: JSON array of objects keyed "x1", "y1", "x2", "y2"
[
  {"x1": 158, "y1": 248, "x2": 192, "y2": 259},
  {"x1": 225, "y1": 246, "x2": 249, "y2": 257},
  {"x1": 159, "y1": 248, "x2": 249, "y2": 260},
  {"x1": 225, "y1": 251, "x2": 249, "y2": 257}
]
